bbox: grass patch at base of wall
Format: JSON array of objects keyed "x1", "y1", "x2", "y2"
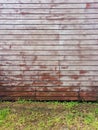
[{"x1": 0, "y1": 101, "x2": 98, "y2": 130}]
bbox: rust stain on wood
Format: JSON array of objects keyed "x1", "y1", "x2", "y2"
[{"x1": 86, "y1": 3, "x2": 91, "y2": 9}]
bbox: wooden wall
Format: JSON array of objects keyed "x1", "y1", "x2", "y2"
[{"x1": 0, "y1": 0, "x2": 98, "y2": 101}]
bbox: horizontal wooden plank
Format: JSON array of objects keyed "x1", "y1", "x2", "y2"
[
  {"x1": 35, "y1": 86, "x2": 79, "y2": 92},
  {"x1": 60, "y1": 61, "x2": 98, "y2": 66},
  {"x1": 1, "y1": 80, "x2": 98, "y2": 86},
  {"x1": 1, "y1": 9, "x2": 98, "y2": 14},
  {"x1": 0, "y1": 83, "x2": 37, "y2": 87},
  {"x1": 54, "y1": 70, "x2": 98, "y2": 76},
  {"x1": 0, "y1": 14, "x2": 97, "y2": 20},
  {"x1": 0, "y1": 86, "x2": 97, "y2": 92},
  {"x1": 0, "y1": 76, "x2": 38, "y2": 81},
  {"x1": 60, "y1": 76, "x2": 98, "y2": 81},
  {"x1": 1, "y1": 29, "x2": 98, "y2": 35},
  {"x1": 1, "y1": 65, "x2": 98, "y2": 70},
  {"x1": 0, "y1": 66, "x2": 59, "y2": 71},
  {"x1": 79, "y1": 97, "x2": 97, "y2": 101},
  {"x1": 0, "y1": 0, "x2": 97, "y2": 4},
  {"x1": 1, "y1": 72, "x2": 98, "y2": 76},
  {"x1": 1, "y1": 55, "x2": 98, "y2": 61},
  {"x1": 0, "y1": 55, "x2": 64, "y2": 60},
  {"x1": 36, "y1": 91, "x2": 78, "y2": 97},
  {"x1": 61, "y1": 81, "x2": 98, "y2": 86},
  {"x1": 80, "y1": 92, "x2": 98, "y2": 97},
  {"x1": 0, "y1": 19, "x2": 98, "y2": 24},
  {"x1": 0, "y1": 70, "x2": 60, "y2": 76},
  {"x1": 0, "y1": 77, "x2": 98, "y2": 82},
  {"x1": 0, "y1": 61, "x2": 59, "y2": 66},
  {"x1": 80, "y1": 86, "x2": 98, "y2": 91},
  {"x1": 0, "y1": 86, "x2": 35, "y2": 92},
  {"x1": 0, "y1": 49, "x2": 98, "y2": 54},
  {"x1": 0, "y1": 34, "x2": 98, "y2": 39},
  {"x1": 0, "y1": 4, "x2": 91, "y2": 9},
  {"x1": 0, "y1": 23, "x2": 98, "y2": 30},
  {"x1": 60, "y1": 66, "x2": 98, "y2": 70},
  {"x1": 1, "y1": 55, "x2": 98, "y2": 60},
  {"x1": 1, "y1": 46, "x2": 98, "y2": 50},
  {"x1": 0, "y1": 91, "x2": 35, "y2": 97},
  {"x1": 1, "y1": 69, "x2": 98, "y2": 73},
  {"x1": 33, "y1": 96, "x2": 79, "y2": 100},
  {"x1": 2, "y1": 95, "x2": 96, "y2": 101},
  {"x1": 0, "y1": 40, "x2": 98, "y2": 46},
  {"x1": 36, "y1": 96, "x2": 94, "y2": 101},
  {"x1": 0, "y1": 95, "x2": 81, "y2": 101},
  {"x1": 1, "y1": 11, "x2": 98, "y2": 16},
  {"x1": 0, "y1": 3, "x2": 97, "y2": 9},
  {"x1": 1, "y1": 61, "x2": 98, "y2": 66},
  {"x1": 1, "y1": 45, "x2": 98, "y2": 49}
]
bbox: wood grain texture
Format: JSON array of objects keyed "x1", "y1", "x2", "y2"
[{"x1": 0, "y1": 0, "x2": 98, "y2": 101}]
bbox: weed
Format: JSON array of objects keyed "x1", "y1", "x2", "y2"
[
  {"x1": 95, "y1": 108, "x2": 98, "y2": 114},
  {"x1": 17, "y1": 99, "x2": 32, "y2": 104},
  {"x1": 0, "y1": 108, "x2": 10, "y2": 125},
  {"x1": 53, "y1": 101, "x2": 60, "y2": 105},
  {"x1": 65, "y1": 113, "x2": 74, "y2": 125},
  {"x1": 84, "y1": 113, "x2": 95, "y2": 124},
  {"x1": 63, "y1": 101, "x2": 78, "y2": 109}
]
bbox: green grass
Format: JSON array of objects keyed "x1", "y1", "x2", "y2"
[
  {"x1": 16, "y1": 99, "x2": 32, "y2": 104},
  {"x1": 0, "y1": 108, "x2": 10, "y2": 125},
  {"x1": 0, "y1": 100, "x2": 98, "y2": 130}
]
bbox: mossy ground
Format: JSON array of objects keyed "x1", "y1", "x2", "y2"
[{"x1": 0, "y1": 100, "x2": 98, "y2": 130}]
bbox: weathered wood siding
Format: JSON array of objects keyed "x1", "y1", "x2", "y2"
[{"x1": 0, "y1": 0, "x2": 98, "y2": 101}]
